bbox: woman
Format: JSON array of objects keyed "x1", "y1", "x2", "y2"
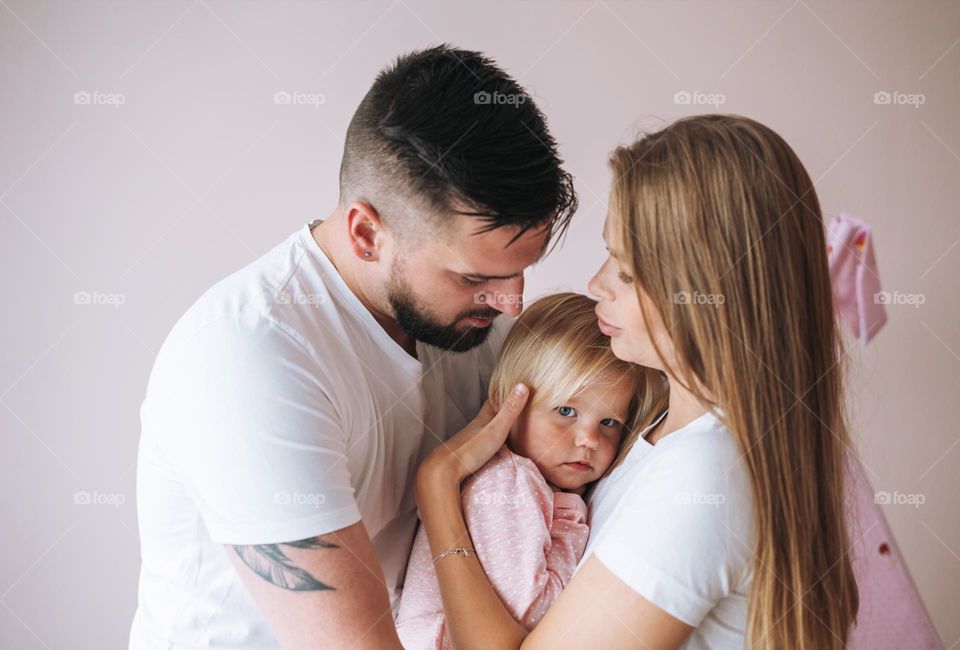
[{"x1": 414, "y1": 114, "x2": 859, "y2": 649}]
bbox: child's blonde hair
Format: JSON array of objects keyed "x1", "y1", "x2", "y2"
[{"x1": 488, "y1": 292, "x2": 666, "y2": 470}]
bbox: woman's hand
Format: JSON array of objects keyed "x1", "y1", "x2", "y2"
[
  {"x1": 416, "y1": 383, "x2": 529, "y2": 497},
  {"x1": 412, "y1": 383, "x2": 533, "y2": 650}
]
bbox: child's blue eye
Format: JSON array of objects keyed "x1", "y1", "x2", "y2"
[
  {"x1": 556, "y1": 406, "x2": 576, "y2": 417},
  {"x1": 601, "y1": 418, "x2": 620, "y2": 427}
]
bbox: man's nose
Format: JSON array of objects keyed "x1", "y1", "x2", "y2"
[{"x1": 490, "y1": 277, "x2": 524, "y2": 317}]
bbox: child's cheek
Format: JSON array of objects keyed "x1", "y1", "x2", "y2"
[{"x1": 600, "y1": 439, "x2": 618, "y2": 466}]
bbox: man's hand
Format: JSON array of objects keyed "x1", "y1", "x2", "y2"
[{"x1": 226, "y1": 520, "x2": 404, "y2": 649}]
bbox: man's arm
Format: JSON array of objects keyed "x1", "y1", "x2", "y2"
[{"x1": 226, "y1": 520, "x2": 404, "y2": 649}]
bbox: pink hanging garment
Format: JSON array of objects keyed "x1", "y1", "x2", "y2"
[
  {"x1": 827, "y1": 212, "x2": 888, "y2": 344},
  {"x1": 827, "y1": 213, "x2": 943, "y2": 648}
]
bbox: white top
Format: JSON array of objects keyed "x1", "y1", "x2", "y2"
[
  {"x1": 576, "y1": 410, "x2": 755, "y2": 649},
  {"x1": 129, "y1": 220, "x2": 513, "y2": 650}
]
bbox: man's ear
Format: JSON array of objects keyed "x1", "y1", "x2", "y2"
[{"x1": 344, "y1": 200, "x2": 383, "y2": 261}]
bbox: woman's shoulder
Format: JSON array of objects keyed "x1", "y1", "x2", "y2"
[
  {"x1": 594, "y1": 412, "x2": 756, "y2": 607},
  {"x1": 622, "y1": 412, "x2": 754, "y2": 517},
  {"x1": 652, "y1": 412, "x2": 746, "y2": 474}
]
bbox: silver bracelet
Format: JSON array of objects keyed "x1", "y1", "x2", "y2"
[{"x1": 432, "y1": 546, "x2": 475, "y2": 565}]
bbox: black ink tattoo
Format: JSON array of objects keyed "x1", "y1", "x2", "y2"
[{"x1": 232, "y1": 536, "x2": 339, "y2": 591}]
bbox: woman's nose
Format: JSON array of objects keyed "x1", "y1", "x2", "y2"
[{"x1": 587, "y1": 265, "x2": 610, "y2": 301}]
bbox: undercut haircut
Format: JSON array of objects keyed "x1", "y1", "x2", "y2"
[{"x1": 339, "y1": 44, "x2": 577, "y2": 249}]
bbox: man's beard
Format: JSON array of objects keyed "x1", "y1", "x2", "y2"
[{"x1": 387, "y1": 273, "x2": 500, "y2": 353}]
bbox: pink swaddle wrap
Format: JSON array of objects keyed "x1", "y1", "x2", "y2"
[{"x1": 827, "y1": 212, "x2": 887, "y2": 344}]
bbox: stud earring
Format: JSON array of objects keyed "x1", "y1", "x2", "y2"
[{"x1": 364, "y1": 251, "x2": 372, "y2": 257}]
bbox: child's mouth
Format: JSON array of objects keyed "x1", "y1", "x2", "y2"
[{"x1": 564, "y1": 461, "x2": 593, "y2": 472}]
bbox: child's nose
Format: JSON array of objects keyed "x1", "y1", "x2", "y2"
[{"x1": 575, "y1": 425, "x2": 601, "y2": 449}]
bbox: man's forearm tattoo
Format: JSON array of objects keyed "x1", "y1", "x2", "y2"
[{"x1": 232, "y1": 536, "x2": 339, "y2": 591}]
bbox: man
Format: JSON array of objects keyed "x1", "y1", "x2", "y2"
[{"x1": 129, "y1": 44, "x2": 576, "y2": 649}]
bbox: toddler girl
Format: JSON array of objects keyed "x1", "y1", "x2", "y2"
[{"x1": 395, "y1": 291, "x2": 658, "y2": 649}]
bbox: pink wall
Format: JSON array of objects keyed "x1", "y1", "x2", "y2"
[{"x1": 1, "y1": 1, "x2": 957, "y2": 647}]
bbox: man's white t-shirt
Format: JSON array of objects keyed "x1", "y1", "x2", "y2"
[
  {"x1": 129, "y1": 219, "x2": 513, "y2": 649},
  {"x1": 576, "y1": 410, "x2": 755, "y2": 649}
]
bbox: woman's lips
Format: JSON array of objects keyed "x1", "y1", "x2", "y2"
[{"x1": 597, "y1": 316, "x2": 621, "y2": 336}]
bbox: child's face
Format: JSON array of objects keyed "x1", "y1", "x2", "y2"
[{"x1": 508, "y1": 378, "x2": 635, "y2": 492}]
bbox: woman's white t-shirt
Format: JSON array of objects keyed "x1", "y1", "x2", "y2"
[{"x1": 575, "y1": 410, "x2": 755, "y2": 649}]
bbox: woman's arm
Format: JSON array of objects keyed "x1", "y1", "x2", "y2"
[
  {"x1": 523, "y1": 554, "x2": 694, "y2": 649},
  {"x1": 414, "y1": 384, "x2": 532, "y2": 649},
  {"x1": 415, "y1": 383, "x2": 695, "y2": 650},
  {"x1": 416, "y1": 457, "x2": 528, "y2": 649}
]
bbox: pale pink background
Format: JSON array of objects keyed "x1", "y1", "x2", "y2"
[{"x1": 1, "y1": 1, "x2": 957, "y2": 648}]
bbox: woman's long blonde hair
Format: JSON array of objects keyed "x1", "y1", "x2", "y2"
[{"x1": 609, "y1": 115, "x2": 858, "y2": 649}]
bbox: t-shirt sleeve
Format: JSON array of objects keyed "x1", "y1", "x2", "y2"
[
  {"x1": 150, "y1": 316, "x2": 361, "y2": 545},
  {"x1": 590, "y1": 439, "x2": 753, "y2": 627}
]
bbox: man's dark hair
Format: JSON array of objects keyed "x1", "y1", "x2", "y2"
[{"x1": 339, "y1": 44, "x2": 577, "y2": 249}]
